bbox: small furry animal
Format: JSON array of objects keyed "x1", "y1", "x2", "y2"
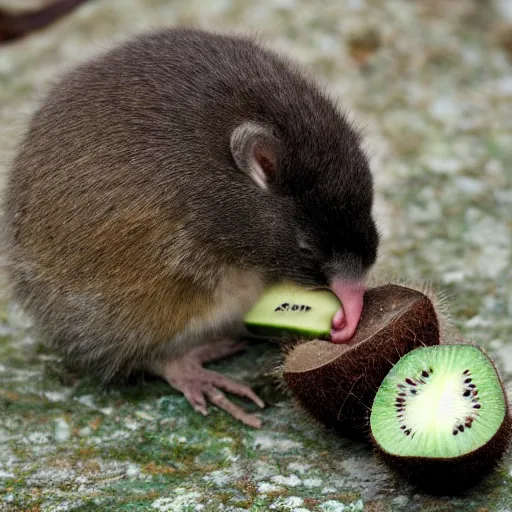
[{"x1": 3, "y1": 28, "x2": 379, "y2": 427}]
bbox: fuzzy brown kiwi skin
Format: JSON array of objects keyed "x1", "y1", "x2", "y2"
[
  {"x1": 282, "y1": 284, "x2": 441, "y2": 439},
  {"x1": 371, "y1": 344, "x2": 512, "y2": 495}
]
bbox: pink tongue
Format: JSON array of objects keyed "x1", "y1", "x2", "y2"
[{"x1": 329, "y1": 280, "x2": 365, "y2": 343}]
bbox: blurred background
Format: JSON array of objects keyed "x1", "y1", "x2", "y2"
[{"x1": 0, "y1": 1, "x2": 511, "y2": 510}]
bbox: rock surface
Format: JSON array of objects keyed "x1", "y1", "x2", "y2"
[{"x1": 0, "y1": 0, "x2": 511, "y2": 510}]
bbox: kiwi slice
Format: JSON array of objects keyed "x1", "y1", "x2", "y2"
[
  {"x1": 370, "y1": 344, "x2": 512, "y2": 493},
  {"x1": 244, "y1": 282, "x2": 340, "y2": 339},
  {"x1": 283, "y1": 284, "x2": 440, "y2": 438}
]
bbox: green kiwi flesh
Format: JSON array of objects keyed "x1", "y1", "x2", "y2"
[
  {"x1": 244, "y1": 282, "x2": 340, "y2": 339},
  {"x1": 283, "y1": 284, "x2": 440, "y2": 438},
  {"x1": 371, "y1": 344, "x2": 512, "y2": 493}
]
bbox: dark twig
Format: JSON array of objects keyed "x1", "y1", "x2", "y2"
[{"x1": 0, "y1": 0, "x2": 89, "y2": 44}]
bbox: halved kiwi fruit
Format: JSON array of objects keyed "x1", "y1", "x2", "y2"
[
  {"x1": 244, "y1": 282, "x2": 340, "y2": 339},
  {"x1": 370, "y1": 344, "x2": 512, "y2": 493},
  {"x1": 282, "y1": 284, "x2": 440, "y2": 438}
]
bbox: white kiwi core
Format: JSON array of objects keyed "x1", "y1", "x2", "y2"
[{"x1": 370, "y1": 345, "x2": 507, "y2": 458}]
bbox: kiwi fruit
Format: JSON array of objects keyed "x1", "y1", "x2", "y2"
[
  {"x1": 370, "y1": 344, "x2": 512, "y2": 493},
  {"x1": 244, "y1": 282, "x2": 340, "y2": 339},
  {"x1": 282, "y1": 284, "x2": 440, "y2": 438}
]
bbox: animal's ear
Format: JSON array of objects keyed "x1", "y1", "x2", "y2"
[{"x1": 230, "y1": 122, "x2": 279, "y2": 190}]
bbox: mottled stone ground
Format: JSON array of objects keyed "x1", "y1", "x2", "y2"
[{"x1": 0, "y1": 0, "x2": 511, "y2": 510}]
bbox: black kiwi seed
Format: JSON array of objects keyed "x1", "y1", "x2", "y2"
[
  {"x1": 463, "y1": 390, "x2": 471, "y2": 397},
  {"x1": 422, "y1": 370, "x2": 429, "y2": 378}
]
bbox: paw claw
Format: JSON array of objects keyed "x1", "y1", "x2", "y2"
[
  {"x1": 161, "y1": 353, "x2": 264, "y2": 428},
  {"x1": 196, "y1": 406, "x2": 209, "y2": 416}
]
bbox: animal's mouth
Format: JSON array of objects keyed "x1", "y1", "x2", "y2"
[{"x1": 328, "y1": 279, "x2": 365, "y2": 343}]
